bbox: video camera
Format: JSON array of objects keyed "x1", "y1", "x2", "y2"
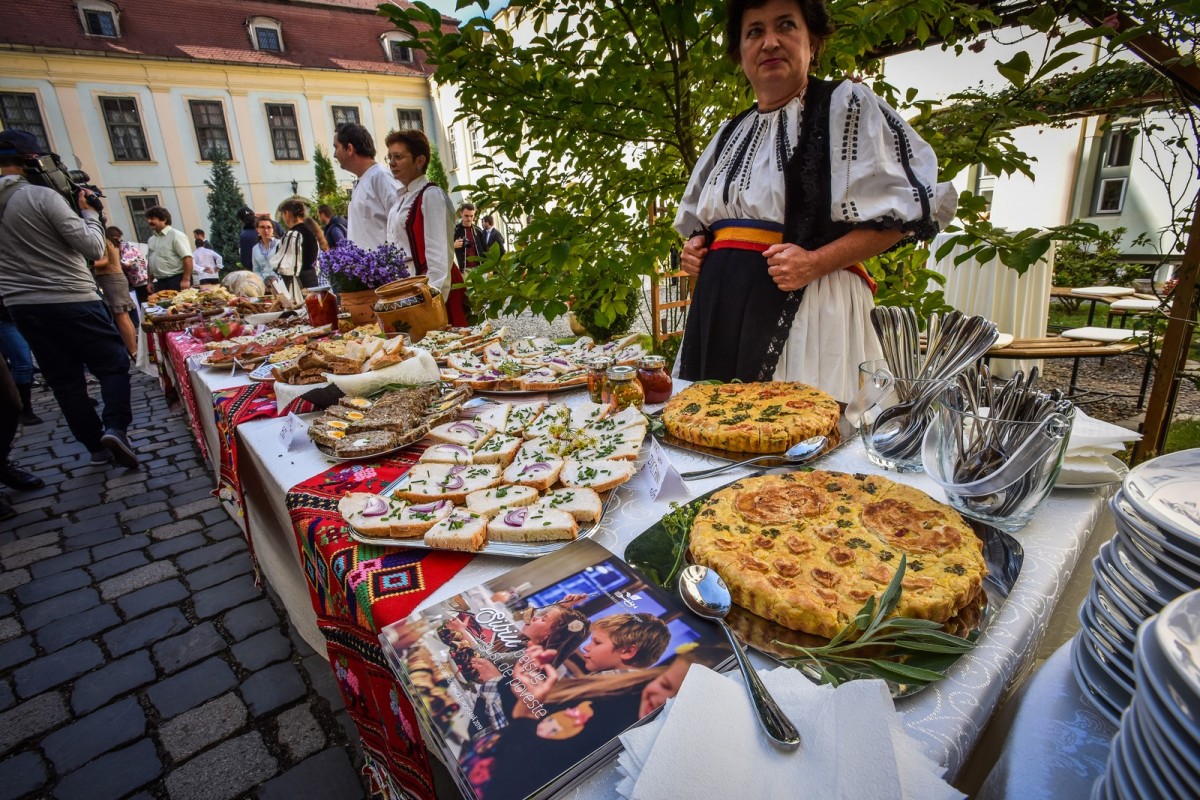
[{"x1": 21, "y1": 151, "x2": 104, "y2": 215}]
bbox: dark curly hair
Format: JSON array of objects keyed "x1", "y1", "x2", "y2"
[{"x1": 725, "y1": 0, "x2": 834, "y2": 67}]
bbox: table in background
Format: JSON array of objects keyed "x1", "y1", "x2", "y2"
[{"x1": 928, "y1": 232, "x2": 1051, "y2": 378}]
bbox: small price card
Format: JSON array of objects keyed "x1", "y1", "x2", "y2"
[
  {"x1": 643, "y1": 436, "x2": 690, "y2": 502},
  {"x1": 278, "y1": 412, "x2": 308, "y2": 451}
]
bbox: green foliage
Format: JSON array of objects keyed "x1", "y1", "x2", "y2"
[
  {"x1": 382, "y1": 0, "x2": 1199, "y2": 322},
  {"x1": 312, "y1": 145, "x2": 349, "y2": 219},
  {"x1": 203, "y1": 152, "x2": 248, "y2": 269},
  {"x1": 427, "y1": 147, "x2": 449, "y2": 191},
  {"x1": 867, "y1": 243, "x2": 953, "y2": 323},
  {"x1": 1052, "y1": 227, "x2": 1130, "y2": 287},
  {"x1": 383, "y1": 0, "x2": 745, "y2": 327},
  {"x1": 572, "y1": 285, "x2": 641, "y2": 341}
]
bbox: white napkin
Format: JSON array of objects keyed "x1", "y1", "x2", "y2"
[
  {"x1": 1066, "y1": 408, "x2": 1140, "y2": 455},
  {"x1": 274, "y1": 379, "x2": 332, "y2": 414},
  {"x1": 618, "y1": 666, "x2": 962, "y2": 800}
]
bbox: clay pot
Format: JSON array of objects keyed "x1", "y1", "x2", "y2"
[
  {"x1": 374, "y1": 276, "x2": 447, "y2": 342},
  {"x1": 338, "y1": 289, "x2": 378, "y2": 325}
]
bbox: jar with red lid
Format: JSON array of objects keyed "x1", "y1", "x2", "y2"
[{"x1": 636, "y1": 355, "x2": 672, "y2": 404}]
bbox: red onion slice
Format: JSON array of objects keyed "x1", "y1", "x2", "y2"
[
  {"x1": 437, "y1": 444, "x2": 470, "y2": 458},
  {"x1": 519, "y1": 462, "x2": 551, "y2": 476},
  {"x1": 503, "y1": 508, "x2": 528, "y2": 527},
  {"x1": 448, "y1": 422, "x2": 478, "y2": 436},
  {"x1": 409, "y1": 500, "x2": 449, "y2": 514},
  {"x1": 442, "y1": 476, "x2": 465, "y2": 490},
  {"x1": 448, "y1": 465, "x2": 467, "y2": 475},
  {"x1": 362, "y1": 497, "x2": 389, "y2": 517}
]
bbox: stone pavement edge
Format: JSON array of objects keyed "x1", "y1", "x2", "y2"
[{"x1": 0, "y1": 374, "x2": 372, "y2": 800}]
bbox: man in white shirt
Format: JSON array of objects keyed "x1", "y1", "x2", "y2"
[
  {"x1": 192, "y1": 242, "x2": 223, "y2": 285},
  {"x1": 334, "y1": 123, "x2": 396, "y2": 250}
]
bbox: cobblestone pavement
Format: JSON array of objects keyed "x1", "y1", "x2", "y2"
[{"x1": 0, "y1": 374, "x2": 369, "y2": 800}]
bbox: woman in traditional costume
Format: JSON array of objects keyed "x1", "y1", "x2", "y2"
[
  {"x1": 384, "y1": 129, "x2": 469, "y2": 326},
  {"x1": 675, "y1": 0, "x2": 957, "y2": 402}
]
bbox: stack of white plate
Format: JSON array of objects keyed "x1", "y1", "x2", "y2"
[
  {"x1": 1092, "y1": 589, "x2": 1200, "y2": 799},
  {"x1": 1073, "y1": 449, "x2": 1200, "y2": 725}
]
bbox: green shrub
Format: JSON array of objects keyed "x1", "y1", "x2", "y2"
[{"x1": 1053, "y1": 227, "x2": 1128, "y2": 287}]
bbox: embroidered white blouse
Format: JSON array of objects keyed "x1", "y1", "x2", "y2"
[
  {"x1": 674, "y1": 81, "x2": 957, "y2": 237},
  {"x1": 671, "y1": 81, "x2": 958, "y2": 403},
  {"x1": 385, "y1": 175, "x2": 455, "y2": 298}
]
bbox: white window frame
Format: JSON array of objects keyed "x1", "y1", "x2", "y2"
[
  {"x1": 246, "y1": 16, "x2": 285, "y2": 53},
  {"x1": 76, "y1": 0, "x2": 121, "y2": 38},
  {"x1": 381, "y1": 34, "x2": 415, "y2": 63},
  {"x1": 1095, "y1": 177, "x2": 1128, "y2": 215},
  {"x1": 1091, "y1": 124, "x2": 1136, "y2": 216},
  {"x1": 446, "y1": 125, "x2": 460, "y2": 171}
]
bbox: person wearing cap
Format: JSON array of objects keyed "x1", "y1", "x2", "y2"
[{"x1": 0, "y1": 129, "x2": 140, "y2": 469}]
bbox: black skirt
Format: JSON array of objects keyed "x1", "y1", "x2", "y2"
[{"x1": 677, "y1": 247, "x2": 801, "y2": 382}]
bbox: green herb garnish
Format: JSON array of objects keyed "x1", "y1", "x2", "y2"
[
  {"x1": 657, "y1": 501, "x2": 700, "y2": 587},
  {"x1": 773, "y1": 556, "x2": 976, "y2": 689}
]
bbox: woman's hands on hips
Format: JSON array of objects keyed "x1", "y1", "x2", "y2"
[
  {"x1": 681, "y1": 235, "x2": 708, "y2": 277},
  {"x1": 763, "y1": 243, "x2": 824, "y2": 292}
]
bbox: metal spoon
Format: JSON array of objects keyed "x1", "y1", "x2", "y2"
[
  {"x1": 678, "y1": 435, "x2": 828, "y2": 481},
  {"x1": 677, "y1": 565, "x2": 801, "y2": 749}
]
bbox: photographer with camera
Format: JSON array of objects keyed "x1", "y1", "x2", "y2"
[{"x1": 0, "y1": 130, "x2": 139, "y2": 469}]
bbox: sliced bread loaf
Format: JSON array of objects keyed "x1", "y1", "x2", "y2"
[
  {"x1": 559, "y1": 459, "x2": 637, "y2": 491},
  {"x1": 424, "y1": 510, "x2": 488, "y2": 552},
  {"x1": 534, "y1": 487, "x2": 602, "y2": 523},
  {"x1": 486, "y1": 507, "x2": 578, "y2": 543},
  {"x1": 465, "y1": 484, "x2": 540, "y2": 516}
]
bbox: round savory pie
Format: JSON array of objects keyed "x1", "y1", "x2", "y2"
[
  {"x1": 662, "y1": 382, "x2": 839, "y2": 454},
  {"x1": 688, "y1": 470, "x2": 987, "y2": 639}
]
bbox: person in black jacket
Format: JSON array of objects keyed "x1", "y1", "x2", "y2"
[
  {"x1": 481, "y1": 214, "x2": 505, "y2": 257},
  {"x1": 237, "y1": 206, "x2": 259, "y2": 270},
  {"x1": 453, "y1": 203, "x2": 486, "y2": 272},
  {"x1": 319, "y1": 205, "x2": 348, "y2": 248},
  {"x1": 278, "y1": 200, "x2": 320, "y2": 298}
]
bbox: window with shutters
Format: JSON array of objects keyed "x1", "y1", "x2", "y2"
[
  {"x1": 265, "y1": 103, "x2": 303, "y2": 160},
  {"x1": 126, "y1": 194, "x2": 160, "y2": 244},
  {"x1": 189, "y1": 100, "x2": 232, "y2": 161},
  {"x1": 396, "y1": 108, "x2": 424, "y2": 132},
  {"x1": 0, "y1": 93, "x2": 50, "y2": 152},
  {"x1": 100, "y1": 96, "x2": 150, "y2": 161},
  {"x1": 332, "y1": 106, "x2": 360, "y2": 128}
]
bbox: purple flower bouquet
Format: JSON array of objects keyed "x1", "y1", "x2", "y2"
[{"x1": 318, "y1": 241, "x2": 411, "y2": 293}]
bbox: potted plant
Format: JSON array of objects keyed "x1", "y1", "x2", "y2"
[{"x1": 318, "y1": 241, "x2": 410, "y2": 323}]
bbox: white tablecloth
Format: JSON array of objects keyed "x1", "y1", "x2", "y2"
[
  {"x1": 929, "y1": 232, "x2": 1051, "y2": 378},
  {"x1": 182, "y1": 364, "x2": 1114, "y2": 788},
  {"x1": 976, "y1": 640, "x2": 1115, "y2": 800}
]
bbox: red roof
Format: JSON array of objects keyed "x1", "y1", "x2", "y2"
[{"x1": 0, "y1": 0, "x2": 457, "y2": 76}]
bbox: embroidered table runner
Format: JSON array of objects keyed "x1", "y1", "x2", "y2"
[{"x1": 286, "y1": 454, "x2": 473, "y2": 799}]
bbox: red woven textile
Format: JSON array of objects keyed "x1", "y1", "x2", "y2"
[{"x1": 286, "y1": 452, "x2": 472, "y2": 798}]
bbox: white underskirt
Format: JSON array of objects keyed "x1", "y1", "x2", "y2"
[{"x1": 771, "y1": 268, "x2": 883, "y2": 403}]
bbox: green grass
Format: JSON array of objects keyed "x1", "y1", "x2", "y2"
[{"x1": 1165, "y1": 419, "x2": 1200, "y2": 454}]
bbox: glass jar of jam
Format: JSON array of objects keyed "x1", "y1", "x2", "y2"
[
  {"x1": 636, "y1": 355, "x2": 672, "y2": 404},
  {"x1": 603, "y1": 365, "x2": 644, "y2": 411},
  {"x1": 585, "y1": 356, "x2": 614, "y2": 404},
  {"x1": 304, "y1": 286, "x2": 339, "y2": 328}
]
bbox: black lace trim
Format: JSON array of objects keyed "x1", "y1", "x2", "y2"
[{"x1": 848, "y1": 214, "x2": 941, "y2": 242}]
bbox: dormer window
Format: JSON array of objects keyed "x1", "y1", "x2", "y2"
[
  {"x1": 77, "y1": 1, "x2": 120, "y2": 38},
  {"x1": 247, "y1": 17, "x2": 284, "y2": 53},
  {"x1": 381, "y1": 34, "x2": 415, "y2": 64}
]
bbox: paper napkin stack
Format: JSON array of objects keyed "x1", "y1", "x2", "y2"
[
  {"x1": 1058, "y1": 409, "x2": 1140, "y2": 486},
  {"x1": 615, "y1": 666, "x2": 963, "y2": 800}
]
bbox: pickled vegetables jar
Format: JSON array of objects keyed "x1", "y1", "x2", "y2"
[
  {"x1": 603, "y1": 365, "x2": 644, "y2": 411},
  {"x1": 304, "y1": 286, "x2": 339, "y2": 328},
  {"x1": 636, "y1": 355, "x2": 672, "y2": 404},
  {"x1": 585, "y1": 356, "x2": 614, "y2": 404}
]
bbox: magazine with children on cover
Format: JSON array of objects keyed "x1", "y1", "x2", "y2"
[{"x1": 380, "y1": 538, "x2": 734, "y2": 800}]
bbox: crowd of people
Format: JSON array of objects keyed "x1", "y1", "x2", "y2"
[{"x1": 0, "y1": 121, "x2": 509, "y2": 519}]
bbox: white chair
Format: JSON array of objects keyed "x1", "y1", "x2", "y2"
[{"x1": 1105, "y1": 296, "x2": 1167, "y2": 329}]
